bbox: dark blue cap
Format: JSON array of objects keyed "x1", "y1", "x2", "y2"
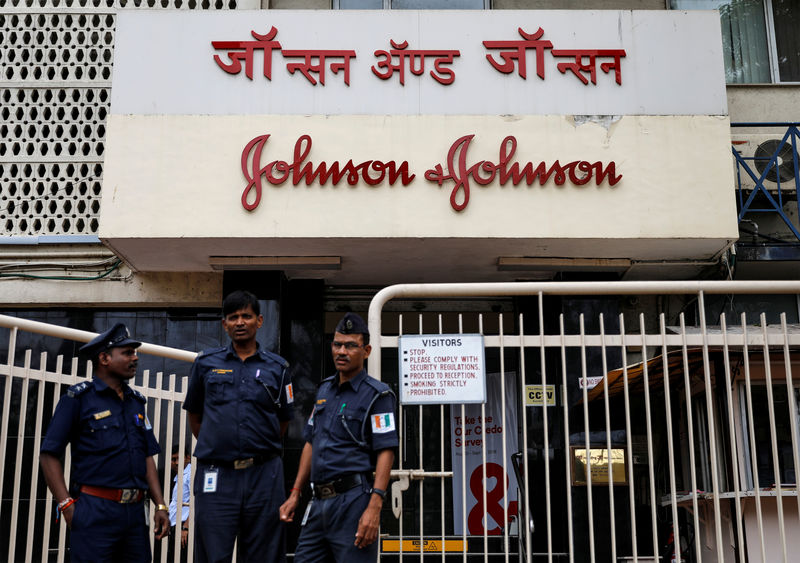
[
  {"x1": 335, "y1": 312, "x2": 369, "y2": 337},
  {"x1": 79, "y1": 323, "x2": 141, "y2": 357}
]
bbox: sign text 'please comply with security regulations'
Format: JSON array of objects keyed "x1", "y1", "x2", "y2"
[{"x1": 399, "y1": 334, "x2": 485, "y2": 405}]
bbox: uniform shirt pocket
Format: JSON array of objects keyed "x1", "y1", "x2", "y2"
[
  {"x1": 206, "y1": 371, "x2": 234, "y2": 404},
  {"x1": 337, "y1": 405, "x2": 368, "y2": 446},
  {"x1": 85, "y1": 414, "x2": 123, "y2": 452}
]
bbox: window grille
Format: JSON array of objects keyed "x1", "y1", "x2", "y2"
[{"x1": 0, "y1": 0, "x2": 240, "y2": 238}]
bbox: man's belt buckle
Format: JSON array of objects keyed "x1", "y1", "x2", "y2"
[
  {"x1": 234, "y1": 457, "x2": 254, "y2": 470},
  {"x1": 119, "y1": 488, "x2": 139, "y2": 503},
  {"x1": 317, "y1": 483, "x2": 336, "y2": 499}
]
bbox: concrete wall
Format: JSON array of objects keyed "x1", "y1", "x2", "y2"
[
  {"x1": 728, "y1": 85, "x2": 800, "y2": 123},
  {"x1": 268, "y1": 0, "x2": 328, "y2": 8},
  {"x1": 494, "y1": 0, "x2": 666, "y2": 9},
  {"x1": 266, "y1": 0, "x2": 669, "y2": 9},
  {"x1": 0, "y1": 272, "x2": 222, "y2": 307}
]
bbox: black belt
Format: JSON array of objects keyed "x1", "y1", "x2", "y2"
[
  {"x1": 200, "y1": 452, "x2": 278, "y2": 470},
  {"x1": 312, "y1": 473, "x2": 364, "y2": 500}
]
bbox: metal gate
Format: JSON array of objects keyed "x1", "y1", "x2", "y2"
[
  {"x1": 368, "y1": 281, "x2": 800, "y2": 563},
  {"x1": 3, "y1": 280, "x2": 800, "y2": 562},
  {"x1": 0, "y1": 314, "x2": 197, "y2": 563}
]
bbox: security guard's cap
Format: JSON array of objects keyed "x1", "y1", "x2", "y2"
[
  {"x1": 335, "y1": 312, "x2": 369, "y2": 337},
  {"x1": 79, "y1": 323, "x2": 141, "y2": 357}
]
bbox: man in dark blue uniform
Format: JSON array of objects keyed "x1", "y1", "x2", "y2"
[
  {"x1": 280, "y1": 312, "x2": 397, "y2": 563},
  {"x1": 183, "y1": 290, "x2": 293, "y2": 563},
  {"x1": 40, "y1": 323, "x2": 170, "y2": 562}
]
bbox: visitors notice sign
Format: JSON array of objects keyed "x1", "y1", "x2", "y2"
[{"x1": 399, "y1": 334, "x2": 485, "y2": 404}]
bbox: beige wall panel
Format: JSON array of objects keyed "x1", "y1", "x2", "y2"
[
  {"x1": 101, "y1": 114, "x2": 736, "y2": 241},
  {"x1": 0, "y1": 272, "x2": 222, "y2": 307},
  {"x1": 743, "y1": 499, "x2": 800, "y2": 563}
]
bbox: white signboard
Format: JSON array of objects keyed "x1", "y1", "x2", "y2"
[
  {"x1": 579, "y1": 376, "x2": 603, "y2": 389},
  {"x1": 101, "y1": 10, "x2": 737, "y2": 274},
  {"x1": 399, "y1": 334, "x2": 485, "y2": 404},
  {"x1": 450, "y1": 372, "x2": 519, "y2": 535},
  {"x1": 112, "y1": 10, "x2": 727, "y2": 116}
]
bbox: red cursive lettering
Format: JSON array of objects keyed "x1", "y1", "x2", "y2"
[
  {"x1": 425, "y1": 134, "x2": 622, "y2": 212},
  {"x1": 240, "y1": 134, "x2": 416, "y2": 211}
]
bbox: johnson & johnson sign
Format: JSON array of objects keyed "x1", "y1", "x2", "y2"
[{"x1": 241, "y1": 133, "x2": 622, "y2": 213}]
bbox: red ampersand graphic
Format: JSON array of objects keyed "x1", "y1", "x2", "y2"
[{"x1": 467, "y1": 462, "x2": 519, "y2": 535}]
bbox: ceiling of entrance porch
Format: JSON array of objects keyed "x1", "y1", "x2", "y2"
[{"x1": 102, "y1": 236, "x2": 733, "y2": 285}]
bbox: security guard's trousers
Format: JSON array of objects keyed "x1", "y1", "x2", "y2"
[
  {"x1": 69, "y1": 494, "x2": 151, "y2": 562},
  {"x1": 294, "y1": 484, "x2": 377, "y2": 563},
  {"x1": 193, "y1": 456, "x2": 286, "y2": 563}
]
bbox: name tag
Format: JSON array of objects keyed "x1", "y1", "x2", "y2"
[
  {"x1": 301, "y1": 500, "x2": 313, "y2": 526},
  {"x1": 203, "y1": 469, "x2": 218, "y2": 493},
  {"x1": 93, "y1": 410, "x2": 112, "y2": 420}
]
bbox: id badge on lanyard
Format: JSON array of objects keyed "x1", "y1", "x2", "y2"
[
  {"x1": 301, "y1": 499, "x2": 313, "y2": 526},
  {"x1": 203, "y1": 468, "x2": 219, "y2": 493}
]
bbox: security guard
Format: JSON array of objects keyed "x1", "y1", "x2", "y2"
[
  {"x1": 40, "y1": 323, "x2": 170, "y2": 562},
  {"x1": 280, "y1": 312, "x2": 398, "y2": 562},
  {"x1": 184, "y1": 290, "x2": 293, "y2": 563}
]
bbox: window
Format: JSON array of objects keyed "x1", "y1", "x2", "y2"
[
  {"x1": 740, "y1": 384, "x2": 799, "y2": 488},
  {"x1": 670, "y1": 0, "x2": 800, "y2": 83},
  {"x1": 335, "y1": 0, "x2": 486, "y2": 9}
]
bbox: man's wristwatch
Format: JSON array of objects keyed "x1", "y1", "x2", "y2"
[
  {"x1": 371, "y1": 487, "x2": 387, "y2": 500},
  {"x1": 155, "y1": 504, "x2": 169, "y2": 512}
]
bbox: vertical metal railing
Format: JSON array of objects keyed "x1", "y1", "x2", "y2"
[
  {"x1": 5, "y1": 280, "x2": 800, "y2": 561},
  {"x1": 368, "y1": 281, "x2": 800, "y2": 562},
  {"x1": 601, "y1": 314, "x2": 617, "y2": 563},
  {"x1": 0, "y1": 314, "x2": 196, "y2": 563}
]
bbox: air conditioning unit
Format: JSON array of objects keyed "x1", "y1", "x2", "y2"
[{"x1": 731, "y1": 134, "x2": 799, "y2": 193}]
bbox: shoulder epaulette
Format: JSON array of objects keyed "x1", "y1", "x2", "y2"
[
  {"x1": 260, "y1": 348, "x2": 290, "y2": 368},
  {"x1": 132, "y1": 389, "x2": 147, "y2": 404},
  {"x1": 66, "y1": 380, "x2": 92, "y2": 398},
  {"x1": 364, "y1": 376, "x2": 391, "y2": 394},
  {"x1": 320, "y1": 374, "x2": 336, "y2": 385},
  {"x1": 197, "y1": 346, "x2": 226, "y2": 358}
]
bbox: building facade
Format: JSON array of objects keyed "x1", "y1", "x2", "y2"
[{"x1": 1, "y1": 0, "x2": 799, "y2": 560}]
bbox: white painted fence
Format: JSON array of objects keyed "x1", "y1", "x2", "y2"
[
  {"x1": 3, "y1": 280, "x2": 800, "y2": 562},
  {"x1": 0, "y1": 314, "x2": 196, "y2": 563},
  {"x1": 370, "y1": 281, "x2": 800, "y2": 563}
]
